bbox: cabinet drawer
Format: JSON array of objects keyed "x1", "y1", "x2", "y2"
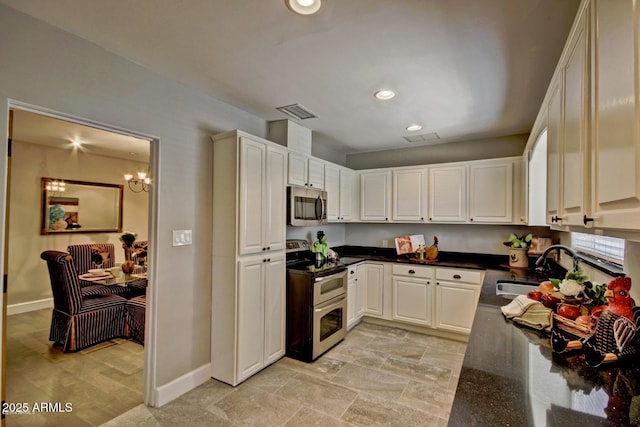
[
  {"x1": 435, "y1": 268, "x2": 482, "y2": 284},
  {"x1": 392, "y1": 264, "x2": 433, "y2": 278}
]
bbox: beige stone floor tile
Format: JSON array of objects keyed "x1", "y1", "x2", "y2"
[
  {"x1": 355, "y1": 322, "x2": 408, "y2": 339},
  {"x1": 102, "y1": 404, "x2": 161, "y2": 427},
  {"x1": 365, "y1": 336, "x2": 428, "y2": 361},
  {"x1": 331, "y1": 363, "x2": 408, "y2": 401},
  {"x1": 173, "y1": 379, "x2": 236, "y2": 408},
  {"x1": 276, "y1": 355, "x2": 347, "y2": 381},
  {"x1": 341, "y1": 393, "x2": 440, "y2": 427},
  {"x1": 284, "y1": 407, "x2": 354, "y2": 427},
  {"x1": 241, "y1": 363, "x2": 296, "y2": 393},
  {"x1": 207, "y1": 385, "x2": 300, "y2": 426},
  {"x1": 379, "y1": 356, "x2": 452, "y2": 387},
  {"x1": 150, "y1": 402, "x2": 233, "y2": 427},
  {"x1": 398, "y1": 379, "x2": 455, "y2": 419},
  {"x1": 324, "y1": 342, "x2": 388, "y2": 369},
  {"x1": 276, "y1": 372, "x2": 358, "y2": 418}
]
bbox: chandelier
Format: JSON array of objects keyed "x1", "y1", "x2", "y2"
[{"x1": 124, "y1": 172, "x2": 151, "y2": 193}]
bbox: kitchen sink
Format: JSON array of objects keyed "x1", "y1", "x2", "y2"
[{"x1": 495, "y1": 280, "x2": 539, "y2": 299}]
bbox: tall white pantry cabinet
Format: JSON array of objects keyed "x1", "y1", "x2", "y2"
[{"x1": 211, "y1": 130, "x2": 287, "y2": 386}]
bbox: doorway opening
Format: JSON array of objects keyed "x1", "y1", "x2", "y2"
[{"x1": 4, "y1": 104, "x2": 156, "y2": 425}]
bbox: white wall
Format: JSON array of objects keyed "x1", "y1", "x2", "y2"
[
  {"x1": 286, "y1": 224, "x2": 346, "y2": 247},
  {"x1": 8, "y1": 141, "x2": 148, "y2": 306},
  {"x1": 0, "y1": 4, "x2": 265, "y2": 395},
  {"x1": 346, "y1": 134, "x2": 528, "y2": 170},
  {"x1": 345, "y1": 223, "x2": 554, "y2": 255}
]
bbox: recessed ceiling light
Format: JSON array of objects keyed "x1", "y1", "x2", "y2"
[
  {"x1": 285, "y1": 0, "x2": 321, "y2": 15},
  {"x1": 406, "y1": 124, "x2": 423, "y2": 132},
  {"x1": 374, "y1": 89, "x2": 396, "y2": 100}
]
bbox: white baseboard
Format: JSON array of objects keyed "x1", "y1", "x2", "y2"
[
  {"x1": 7, "y1": 298, "x2": 53, "y2": 316},
  {"x1": 153, "y1": 363, "x2": 212, "y2": 407}
]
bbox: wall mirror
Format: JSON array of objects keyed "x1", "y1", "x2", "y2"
[{"x1": 41, "y1": 177, "x2": 123, "y2": 235}]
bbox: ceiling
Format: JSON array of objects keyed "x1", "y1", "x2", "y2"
[
  {"x1": 11, "y1": 110, "x2": 150, "y2": 162},
  {"x1": 1, "y1": 0, "x2": 581, "y2": 155}
]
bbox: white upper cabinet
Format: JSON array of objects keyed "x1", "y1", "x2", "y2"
[
  {"x1": 360, "y1": 170, "x2": 391, "y2": 221},
  {"x1": 429, "y1": 165, "x2": 467, "y2": 222},
  {"x1": 535, "y1": 0, "x2": 640, "y2": 232},
  {"x1": 561, "y1": 7, "x2": 589, "y2": 227},
  {"x1": 546, "y1": 75, "x2": 563, "y2": 226},
  {"x1": 325, "y1": 163, "x2": 354, "y2": 222},
  {"x1": 339, "y1": 168, "x2": 354, "y2": 221},
  {"x1": 468, "y1": 160, "x2": 513, "y2": 223},
  {"x1": 392, "y1": 168, "x2": 427, "y2": 222},
  {"x1": 288, "y1": 153, "x2": 325, "y2": 189},
  {"x1": 239, "y1": 137, "x2": 287, "y2": 255},
  {"x1": 590, "y1": 0, "x2": 640, "y2": 230}
]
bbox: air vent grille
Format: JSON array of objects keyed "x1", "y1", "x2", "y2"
[
  {"x1": 276, "y1": 104, "x2": 318, "y2": 120},
  {"x1": 403, "y1": 132, "x2": 440, "y2": 143}
]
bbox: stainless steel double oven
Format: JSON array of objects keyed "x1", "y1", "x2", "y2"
[{"x1": 286, "y1": 240, "x2": 347, "y2": 362}]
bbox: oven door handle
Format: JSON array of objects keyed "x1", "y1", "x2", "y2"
[
  {"x1": 314, "y1": 294, "x2": 346, "y2": 312},
  {"x1": 314, "y1": 270, "x2": 346, "y2": 282}
]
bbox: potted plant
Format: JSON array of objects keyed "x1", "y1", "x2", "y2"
[
  {"x1": 119, "y1": 231, "x2": 137, "y2": 273},
  {"x1": 504, "y1": 233, "x2": 533, "y2": 268}
]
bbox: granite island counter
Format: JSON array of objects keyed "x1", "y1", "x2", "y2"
[{"x1": 448, "y1": 269, "x2": 640, "y2": 427}]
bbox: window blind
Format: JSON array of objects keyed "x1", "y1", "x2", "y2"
[{"x1": 571, "y1": 232, "x2": 625, "y2": 265}]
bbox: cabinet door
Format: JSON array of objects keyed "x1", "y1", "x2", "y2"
[
  {"x1": 360, "y1": 171, "x2": 391, "y2": 221},
  {"x1": 562, "y1": 8, "x2": 589, "y2": 226},
  {"x1": 546, "y1": 76, "x2": 563, "y2": 225},
  {"x1": 361, "y1": 263, "x2": 384, "y2": 316},
  {"x1": 264, "y1": 146, "x2": 287, "y2": 251},
  {"x1": 392, "y1": 276, "x2": 432, "y2": 326},
  {"x1": 324, "y1": 163, "x2": 340, "y2": 221},
  {"x1": 263, "y1": 254, "x2": 285, "y2": 365},
  {"x1": 429, "y1": 165, "x2": 467, "y2": 222},
  {"x1": 591, "y1": 0, "x2": 640, "y2": 230},
  {"x1": 308, "y1": 158, "x2": 325, "y2": 189},
  {"x1": 347, "y1": 265, "x2": 360, "y2": 329},
  {"x1": 288, "y1": 153, "x2": 308, "y2": 187},
  {"x1": 339, "y1": 169, "x2": 354, "y2": 221},
  {"x1": 237, "y1": 257, "x2": 265, "y2": 381},
  {"x1": 239, "y1": 137, "x2": 266, "y2": 255},
  {"x1": 435, "y1": 281, "x2": 480, "y2": 334},
  {"x1": 393, "y1": 168, "x2": 426, "y2": 221},
  {"x1": 355, "y1": 265, "x2": 365, "y2": 318},
  {"x1": 468, "y1": 161, "x2": 513, "y2": 223}
]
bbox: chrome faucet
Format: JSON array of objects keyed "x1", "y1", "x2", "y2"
[{"x1": 535, "y1": 244, "x2": 580, "y2": 273}]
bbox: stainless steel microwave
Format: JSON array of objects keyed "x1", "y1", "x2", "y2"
[{"x1": 287, "y1": 186, "x2": 328, "y2": 226}]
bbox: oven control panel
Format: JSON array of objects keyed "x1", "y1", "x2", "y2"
[{"x1": 286, "y1": 239, "x2": 310, "y2": 252}]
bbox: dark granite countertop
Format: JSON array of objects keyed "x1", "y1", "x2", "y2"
[
  {"x1": 449, "y1": 269, "x2": 640, "y2": 427},
  {"x1": 332, "y1": 246, "x2": 640, "y2": 426}
]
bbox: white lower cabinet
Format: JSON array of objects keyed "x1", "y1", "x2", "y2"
[
  {"x1": 361, "y1": 262, "x2": 384, "y2": 316},
  {"x1": 392, "y1": 264, "x2": 434, "y2": 327},
  {"x1": 214, "y1": 253, "x2": 285, "y2": 386},
  {"x1": 347, "y1": 263, "x2": 364, "y2": 329},
  {"x1": 434, "y1": 268, "x2": 482, "y2": 334}
]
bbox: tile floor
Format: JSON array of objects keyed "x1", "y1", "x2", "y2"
[
  {"x1": 105, "y1": 321, "x2": 466, "y2": 426},
  {"x1": 5, "y1": 308, "x2": 144, "y2": 426}
]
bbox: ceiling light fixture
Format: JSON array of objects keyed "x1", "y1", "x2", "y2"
[
  {"x1": 374, "y1": 89, "x2": 396, "y2": 100},
  {"x1": 406, "y1": 124, "x2": 423, "y2": 132},
  {"x1": 285, "y1": 0, "x2": 321, "y2": 15},
  {"x1": 124, "y1": 172, "x2": 151, "y2": 193}
]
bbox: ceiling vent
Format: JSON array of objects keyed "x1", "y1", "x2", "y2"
[
  {"x1": 276, "y1": 104, "x2": 318, "y2": 120},
  {"x1": 403, "y1": 132, "x2": 440, "y2": 143}
]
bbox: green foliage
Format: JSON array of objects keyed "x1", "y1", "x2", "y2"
[
  {"x1": 582, "y1": 281, "x2": 607, "y2": 305},
  {"x1": 504, "y1": 233, "x2": 533, "y2": 249}
]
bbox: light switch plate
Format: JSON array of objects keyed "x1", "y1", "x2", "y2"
[{"x1": 172, "y1": 229, "x2": 193, "y2": 246}]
